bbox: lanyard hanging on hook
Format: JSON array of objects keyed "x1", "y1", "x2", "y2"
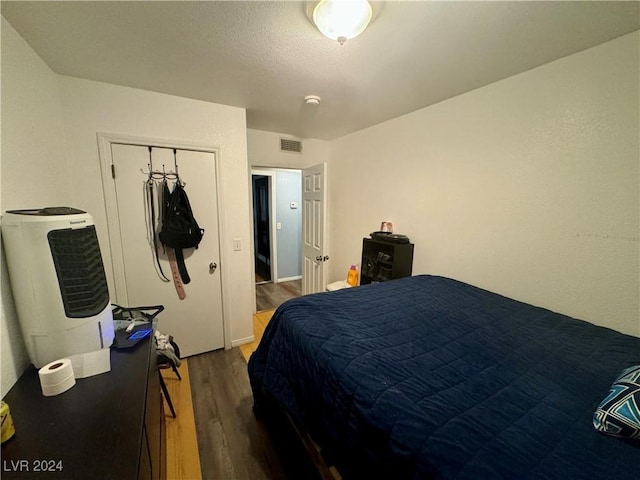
[{"x1": 146, "y1": 146, "x2": 170, "y2": 283}]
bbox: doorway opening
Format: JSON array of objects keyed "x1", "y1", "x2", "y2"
[
  {"x1": 252, "y1": 174, "x2": 272, "y2": 284},
  {"x1": 251, "y1": 168, "x2": 303, "y2": 311}
]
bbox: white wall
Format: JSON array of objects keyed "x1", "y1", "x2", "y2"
[
  {"x1": 58, "y1": 77, "x2": 254, "y2": 348},
  {"x1": 248, "y1": 129, "x2": 330, "y2": 169},
  {"x1": 1, "y1": 19, "x2": 72, "y2": 395},
  {"x1": 329, "y1": 32, "x2": 639, "y2": 336}
]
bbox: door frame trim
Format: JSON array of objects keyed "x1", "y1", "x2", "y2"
[{"x1": 97, "y1": 132, "x2": 231, "y2": 349}]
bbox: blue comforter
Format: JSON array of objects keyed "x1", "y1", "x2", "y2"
[{"x1": 248, "y1": 275, "x2": 640, "y2": 479}]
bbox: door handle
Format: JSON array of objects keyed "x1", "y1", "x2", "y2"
[
  {"x1": 209, "y1": 262, "x2": 217, "y2": 273},
  {"x1": 315, "y1": 256, "x2": 323, "y2": 262},
  {"x1": 323, "y1": 255, "x2": 330, "y2": 262}
]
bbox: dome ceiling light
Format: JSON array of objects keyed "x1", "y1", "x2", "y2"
[
  {"x1": 312, "y1": 0, "x2": 373, "y2": 45},
  {"x1": 305, "y1": 95, "x2": 322, "y2": 105}
]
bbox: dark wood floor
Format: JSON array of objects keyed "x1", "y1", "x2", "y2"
[
  {"x1": 189, "y1": 347, "x2": 321, "y2": 480},
  {"x1": 256, "y1": 279, "x2": 301, "y2": 311}
]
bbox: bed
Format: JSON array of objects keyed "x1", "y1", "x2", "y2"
[{"x1": 248, "y1": 275, "x2": 640, "y2": 479}]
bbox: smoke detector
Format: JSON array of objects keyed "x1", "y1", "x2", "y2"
[{"x1": 305, "y1": 95, "x2": 321, "y2": 105}]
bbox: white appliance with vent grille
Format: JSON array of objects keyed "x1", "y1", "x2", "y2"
[{"x1": 2, "y1": 208, "x2": 114, "y2": 378}]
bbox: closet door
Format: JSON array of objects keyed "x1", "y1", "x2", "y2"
[{"x1": 110, "y1": 144, "x2": 224, "y2": 356}]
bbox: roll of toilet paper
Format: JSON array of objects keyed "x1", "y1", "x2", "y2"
[{"x1": 38, "y1": 358, "x2": 76, "y2": 396}]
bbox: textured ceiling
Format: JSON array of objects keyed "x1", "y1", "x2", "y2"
[{"x1": 2, "y1": 1, "x2": 639, "y2": 140}]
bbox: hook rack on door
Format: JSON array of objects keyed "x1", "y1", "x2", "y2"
[{"x1": 141, "y1": 146, "x2": 183, "y2": 184}]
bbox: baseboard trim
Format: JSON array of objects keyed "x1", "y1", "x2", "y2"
[
  {"x1": 276, "y1": 275, "x2": 302, "y2": 283},
  {"x1": 232, "y1": 335, "x2": 255, "y2": 347}
]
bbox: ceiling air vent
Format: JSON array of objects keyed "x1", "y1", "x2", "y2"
[{"x1": 280, "y1": 138, "x2": 302, "y2": 153}]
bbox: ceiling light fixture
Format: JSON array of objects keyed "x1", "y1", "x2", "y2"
[
  {"x1": 305, "y1": 95, "x2": 321, "y2": 105},
  {"x1": 312, "y1": 0, "x2": 373, "y2": 45}
]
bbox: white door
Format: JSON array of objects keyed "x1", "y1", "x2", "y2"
[
  {"x1": 110, "y1": 143, "x2": 224, "y2": 356},
  {"x1": 302, "y1": 163, "x2": 328, "y2": 294}
]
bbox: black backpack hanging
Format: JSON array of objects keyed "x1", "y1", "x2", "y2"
[{"x1": 159, "y1": 180, "x2": 204, "y2": 284}]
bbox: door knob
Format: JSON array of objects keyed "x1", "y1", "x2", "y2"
[
  {"x1": 315, "y1": 256, "x2": 323, "y2": 262},
  {"x1": 209, "y1": 262, "x2": 217, "y2": 273},
  {"x1": 323, "y1": 255, "x2": 330, "y2": 261}
]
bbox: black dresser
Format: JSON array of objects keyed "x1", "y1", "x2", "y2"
[
  {"x1": 1, "y1": 336, "x2": 165, "y2": 479},
  {"x1": 360, "y1": 237, "x2": 414, "y2": 285}
]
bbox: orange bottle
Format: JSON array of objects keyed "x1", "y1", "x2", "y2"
[{"x1": 347, "y1": 264, "x2": 359, "y2": 287}]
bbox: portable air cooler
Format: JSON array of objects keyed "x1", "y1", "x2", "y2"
[{"x1": 2, "y1": 207, "x2": 115, "y2": 378}]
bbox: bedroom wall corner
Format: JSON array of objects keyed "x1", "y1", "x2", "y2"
[
  {"x1": 327, "y1": 31, "x2": 640, "y2": 336},
  {"x1": 1, "y1": 17, "x2": 74, "y2": 394}
]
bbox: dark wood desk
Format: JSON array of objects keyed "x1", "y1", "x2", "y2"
[{"x1": 1, "y1": 337, "x2": 165, "y2": 479}]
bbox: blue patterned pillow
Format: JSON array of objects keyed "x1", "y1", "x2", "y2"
[{"x1": 593, "y1": 365, "x2": 640, "y2": 439}]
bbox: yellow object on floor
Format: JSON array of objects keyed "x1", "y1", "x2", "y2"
[
  {"x1": 162, "y1": 359, "x2": 202, "y2": 480},
  {"x1": 239, "y1": 309, "x2": 274, "y2": 362}
]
